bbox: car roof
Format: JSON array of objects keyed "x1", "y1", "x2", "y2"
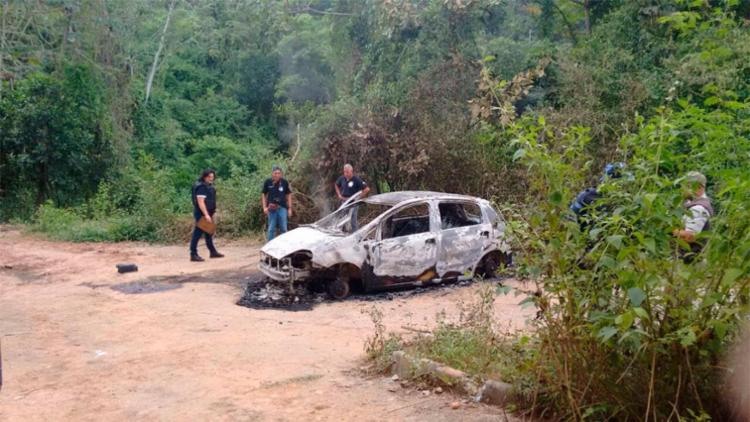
[{"x1": 363, "y1": 191, "x2": 486, "y2": 206}]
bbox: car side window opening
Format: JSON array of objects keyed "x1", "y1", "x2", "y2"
[
  {"x1": 439, "y1": 202, "x2": 482, "y2": 230},
  {"x1": 381, "y1": 203, "x2": 431, "y2": 239}
]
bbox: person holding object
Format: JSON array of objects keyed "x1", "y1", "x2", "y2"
[
  {"x1": 335, "y1": 164, "x2": 370, "y2": 204},
  {"x1": 262, "y1": 165, "x2": 292, "y2": 241},
  {"x1": 190, "y1": 168, "x2": 224, "y2": 262}
]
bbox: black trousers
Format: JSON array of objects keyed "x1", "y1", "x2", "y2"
[{"x1": 190, "y1": 210, "x2": 217, "y2": 256}]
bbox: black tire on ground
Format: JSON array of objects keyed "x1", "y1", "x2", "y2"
[
  {"x1": 478, "y1": 254, "x2": 499, "y2": 279},
  {"x1": 327, "y1": 277, "x2": 351, "y2": 300},
  {"x1": 478, "y1": 253, "x2": 511, "y2": 279}
]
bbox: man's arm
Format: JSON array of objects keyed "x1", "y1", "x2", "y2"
[
  {"x1": 286, "y1": 193, "x2": 293, "y2": 217},
  {"x1": 334, "y1": 181, "x2": 343, "y2": 200},
  {"x1": 362, "y1": 185, "x2": 371, "y2": 197},
  {"x1": 673, "y1": 229, "x2": 696, "y2": 243},
  {"x1": 673, "y1": 206, "x2": 709, "y2": 243},
  {"x1": 197, "y1": 197, "x2": 211, "y2": 223},
  {"x1": 261, "y1": 193, "x2": 269, "y2": 215}
]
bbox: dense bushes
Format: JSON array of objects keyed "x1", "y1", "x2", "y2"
[{"x1": 497, "y1": 96, "x2": 750, "y2": 419}]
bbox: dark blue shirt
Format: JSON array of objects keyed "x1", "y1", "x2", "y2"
[
  {"x1": 192, "y1": 182, "x2": 217, "y2": 214},
  {"x1": 263, "y1": 178, "x2": 291, "y2": 208},
  {"x1": 336, "y1": 176, "x2": 367, "y2": 198}
]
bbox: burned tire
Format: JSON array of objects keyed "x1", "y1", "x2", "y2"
[
  {"x1": 327, "y1": 277, "x2": 351, "y2": 300},
  {"x1": 477, "y1": 253, "x2": 510, "y2": 279}
]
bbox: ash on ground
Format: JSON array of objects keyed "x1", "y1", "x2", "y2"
[
  {"x1": 236, "y1": 281, "x2": 325, "y2": 311},
  {"x1": 236, "y1": 278, "x2": 497, "y2": 312}
]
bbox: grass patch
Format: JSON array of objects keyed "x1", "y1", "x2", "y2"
[{"x1": 364, "y1": 284, "x2": 535, "y2": 398}]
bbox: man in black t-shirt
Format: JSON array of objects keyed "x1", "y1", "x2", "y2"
[
  {"x1": 190, "y1": 168, "x2": 224, "y2": 262},
  {"x1": 335, "y1": 164, "x2": 370, "y2": 204},
  {"x1": 261, "y1": 165, "x2": 293, "y2": 241}
]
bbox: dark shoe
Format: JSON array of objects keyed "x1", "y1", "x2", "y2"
[
  {"x1": 191, "y1": 254, "x2": 205, "y2": 262},
  {"x1": 210, "y1": 252, "x2": 225, "y2": 258}
]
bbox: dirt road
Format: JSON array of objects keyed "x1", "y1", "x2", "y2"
[{"x1": 0, "y1": 226, "x2": 533, "y2": 421}]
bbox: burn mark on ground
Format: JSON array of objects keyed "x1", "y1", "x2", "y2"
[
  {"x1": 104, "y1": 267, "x2": 263, "y2": 295},
  {"x1": 236, "y1": 277, "x2": 503, "y2": 312},
  {"x1": 111, "y1": 279, "x2": 183, "y2": 294}
]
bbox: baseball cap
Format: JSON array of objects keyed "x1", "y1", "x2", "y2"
[{"x1": 685, "y1": 171, "x2": 707, "y2": 187}]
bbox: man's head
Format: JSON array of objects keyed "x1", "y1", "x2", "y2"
[
  {"x1": 683, "y1": 171, "x2": 707, "y2": 198},
  {"x1": 343, "y1": 164, "x2": 354, "y2": 180},
  {"x1": 200, "y1": 168, "x2": 216, "y2": 184},
  {"x1": 272, "y1": 165, "x2": 283, "y2": 182}
]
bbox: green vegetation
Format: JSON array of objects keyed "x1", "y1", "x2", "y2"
[{"x1": 3, "y1": 0, "x2": 750, "y2": 419}]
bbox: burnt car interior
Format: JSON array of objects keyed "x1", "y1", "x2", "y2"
[
  {"x1": 317, "y1": 202, "x2": 392, "y2": 234},
  {"x1": 439, "y1": 202, "x2": 482, "y2": 229},
  {"x1": 382, "y1": 203, "x2": 431, "y2": 239}
]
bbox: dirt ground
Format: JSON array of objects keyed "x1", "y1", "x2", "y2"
[{"x1": 0, "y1": 226, "x2": 535, "y2": 421}]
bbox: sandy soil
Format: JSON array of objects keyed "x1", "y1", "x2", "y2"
[{"x1": 0, "y1": 226, "x2": 535, "y2": 421}]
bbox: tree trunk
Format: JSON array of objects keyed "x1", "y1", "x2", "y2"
[
  {"x1": 583, "y1": 0, "x2": 591, "y2": 35},
  {"x1": 144, "y1": 0, "x2": 177, "y2": 104},
  {"x1": 0, "y1": 0, "x2": 6, "y2": 100}
]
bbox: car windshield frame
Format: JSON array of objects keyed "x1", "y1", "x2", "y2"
[{"x1": 312, "y1": 201, "x2": 393, "y2": 235}]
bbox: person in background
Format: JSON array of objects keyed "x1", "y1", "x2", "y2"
[
  {"x1": 570, "y1": 162, "x2": 625, "y2": 231},
  {"x1": 190, "y1": 168, "x2": 224, "y2": 262},
  {"x1": 335, "y1": 164, "x2": 370, "y2": 205},
  {"x1": 262, "y1": 165, "x2": 292, "y2": 241},
  {"x1": 673, "y1": 171, "x2": 713, "y2": 263}
]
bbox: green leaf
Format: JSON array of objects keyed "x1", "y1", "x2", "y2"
[
  {"x1": 642, "y1": 237, "x2": 656, "y2": 253},
  {"x1": 512, "y1": 148, "x2": 526, "y2": 161},
  {"x1": 633, "y1": 307, "x2": 649, "y2": 320},
  {"x1": 598, "y1": 256, "x2": 616, "y2": 269},
  {"x1": 598, "y1": 326, "x2": 618, "y2": 342},
  {"x1": 628, "y1": 287, "x2": 646, "y2": 307},
  {"x1": 722, "y1": 268, "x2": 744, "y2": 285},
  {"x1": 679, "y1": 328, "x2": 697, "y2": 347},
  {"x1": 703, "y1": 96, "x2": 721, "y2": 106},
  {"x1": 496, "y1": 285, "x2": 512, "y2": 295},
  {"x1": 615, "y1": 312, "x2": 635, "y2": 330},
  {"x1": 711, "y1": 320, "x2": 729, "y2": 340},
  {"x1": 519, "y1": 296, "x2": 536, "y2": 308},
  {"x1": 606, "y1": 235, "x2": 624, "y2": 250},
  {"x1": 549, "y1": 191, "x2": 563, "y2": 204},
  {"x1": 588, "y1": 228, "x2": 603, "y2": 240}
]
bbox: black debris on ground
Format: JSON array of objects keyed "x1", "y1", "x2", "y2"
[
  {"x1": 236, "y1": 278, "x2": 502, "y2": 312},
  {"x1": 236, "y1": 281, "x2": 324, "y2": 312}
]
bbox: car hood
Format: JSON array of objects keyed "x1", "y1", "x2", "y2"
[{"x1": 260, "y1": 226, "x2": 342, "y2": 259}]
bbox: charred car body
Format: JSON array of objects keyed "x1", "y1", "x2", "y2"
[{"x1": 259, "y1": 191, "x2": 511, "y2": 299}]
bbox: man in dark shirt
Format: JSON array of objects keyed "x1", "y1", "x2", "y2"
[
  {"x1": 190, "y1": 168, "x2": 224, "y2": 262},
  {"x1": 262, "y1": 165, "x2": 293, "y2": 241},
  {"x1": 335, "y1": 164, "x2": 370, "y2": 204}
]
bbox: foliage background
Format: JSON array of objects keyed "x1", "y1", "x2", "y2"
[{"x1": 2, "y1": 1, "x2": 750, "y2": 418}]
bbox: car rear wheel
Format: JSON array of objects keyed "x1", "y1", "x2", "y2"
[{"x1": 477, "y1": 252, "x2": 511, "y2": 279}]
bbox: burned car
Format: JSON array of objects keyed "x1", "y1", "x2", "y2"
[{"x1": 259, "y1": 191, "x2": 511, "y2": 299}]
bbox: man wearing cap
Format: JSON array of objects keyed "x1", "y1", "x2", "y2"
[
  {"x1": 673, "y1": 171, "x2": 714, "y2": 262},
  {"x1": 262, "y1": 165, "x2": 293, "y2": 241},
  {"x1": 335, "y1": 164, "x2": 370, "y2": 205}
]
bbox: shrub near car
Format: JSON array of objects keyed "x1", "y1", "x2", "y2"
[{"x1": 259, "y1": 191, "x2": 511, "y2": 299}]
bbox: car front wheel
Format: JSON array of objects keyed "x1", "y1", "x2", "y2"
[{"x1": 327, "y1": 276, "x2": 351, "y2": 300}]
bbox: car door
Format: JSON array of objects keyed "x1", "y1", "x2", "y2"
[
  {"x1": 367, "y1": 201, "x2": 437, "y2": 282},
  {"x1": 436, "y1": 201, "x2": 492, "y2": 276}
]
